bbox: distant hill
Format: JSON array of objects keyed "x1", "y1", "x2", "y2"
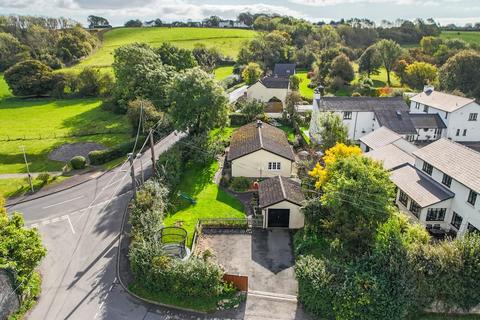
[{"x1": 74, "y1": 27, "x2": 257, "y2": 69}]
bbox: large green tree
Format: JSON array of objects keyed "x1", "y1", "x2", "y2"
[
  {"x1": 238, "y1": 99, "x2": 266, "y2": 122},
  {"x1": 155, "y1": 42, "x2": 197, "y2": 71},
  {"x1": 440, "y1": 50, "x2": 480, "y2": 99},
  {"x1": 404, "y1": 61, "x2": 437, "y2": 90},
  {"x1": 313, "y1": 112, "x2": 349, "y2": 151},
  {"x1": 192, "y1": 44, "x2": 220, "y2": 72},
  {"x1": 4, "y1": 59, "x2": 54, "y2": 96},
  {"x1": 112, "y1": 43, "x2": 174, "y2": 112},
  {"x1": 330, "y1": 53, "x2": 355, "y2": 84},
  {"x1": 375, "y1": 39, "x2": 402, "y2": 86},
  {"x1": 358, "y1": 45, "x2": 381, "y2": 77},
  {"x1": 167, "y1": 67, "x2": 228, "y2": 135},
  {"x1": 0, "y1": 32, "x2": 30, "y2": 71},
  {"x1": 242, "y1": 62, "x2": 263, "y2": 85}
]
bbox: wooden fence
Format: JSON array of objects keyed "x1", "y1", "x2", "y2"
[{"x1": 223, "y1": 274, "x2": 248, "y2": 292}]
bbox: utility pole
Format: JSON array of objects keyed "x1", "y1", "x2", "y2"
[
  {"x1": 128, "y1": 153, "x2": 137, "y2": 198},
  {"x1": 137, "y1": 154, "x2": 144, "y2": 184},
  {"x1": 149, "y1": 131, "x2": 157, "y2": 177},
  {"x1": 20, "y1": 146, "x2": 34, "y2": 193}
]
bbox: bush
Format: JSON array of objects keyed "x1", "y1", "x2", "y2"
[
  {"x1": 229, "y1": 113, "x2": 250, "y2": 126},
  {"x1": 88, "y1": 139, "x2": 142, "y2": 165},
  {"x1": 70, "y1": 156, "x2": 86, "y2": 169},
  {"x1": 156, "y1": 144, "x2": 184, "y2": 193},
  {"x1": 4, "y1": 60, "x2": 54, "y2": 96},
  {"x1": 230, "y1": 177, "x2": 251, "y2": 192},
  {"x1": 36, "y1": 172, "x2": 51, "y2": 184}
]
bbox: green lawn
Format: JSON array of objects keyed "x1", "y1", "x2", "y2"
[
  {"x1": 352, "y1": 62, "x2": 402, "y2": 88},
  {"x1": 163, "y1": 161, "x2": 245, "y2": 247},
  {"x1": 0, "y1": 98, "x2": 130, "y2": 174},
  {"x1": 278, "y1": 124, "x2": 296, "y2": 143},
  {"x1": 0, "y1": 176, "x2": 70, "y2": 199},
  {"x1": 72, "y1": 27, "x2": 256, "y2": 70},
  {"x1": 297, "y1": 71, "x2": 314, "y2": 99},
  {"x1": 214, "y1": 66, "x2": 234, "y2": 81},
  {"x1": 440, "y1": 31, "x2": 480, "y2": 45},
  {"x1": 0, "y1": 74, "x2": 12, "y2": 98}
]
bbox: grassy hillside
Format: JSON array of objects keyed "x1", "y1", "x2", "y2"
[
  {"x1": 440, "y1": 31, "x2": 480, "y2": 45},
  {"x1": 0, "y1": 74, "x2": 12, "y2": 98},
  {"x1": 0, "y1": 98, "x2": 130, "y2": 174},
  {"x1": 74, "y1": 27, "x2": 256, "y2": 69}
]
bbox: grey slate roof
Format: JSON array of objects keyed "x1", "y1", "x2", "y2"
[
  {"x1": 360, "y1": 126, "x2": 402, "y2": 150},
  {"x1": 413, "y1": 139, "x2": 480, "y2": 193},
  {"x1": 227, "y1": 122, "x2": 295, "y2": 161},
  {"x1": 410, "y1": 113, "x2": 447, "y2": 129},
  {"x1": 273, "y1": 63, "x2": 296, "y2": 77},
  {"x1": 375, "y1": 110, "x2": 417, "y2": 135},
  {"x1": 259, "y1": 76, "x2": 290, "y2": 89},
  {"x1": 258, "y1": 176, "x2": 305, "y2": 208},
  {"x1": 366, "y1": 144, "x2": 415, "y2": 171},
  {"x1": 318, "y1": 96, "x2": 409, "y2": 112},
  {"x1": 390, "y1": 164, "x2": 454, "y2": 207}
]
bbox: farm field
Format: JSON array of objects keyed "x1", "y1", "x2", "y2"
[
  {"x1": 0, "y1": 98, "x2": 131, "y2": 174},
  {"x1": 73, "y1": 27, "x2": 256, "y2": 69},
  {"x1": 440, "y1": 30, "x2": 480, "y2": 45}
]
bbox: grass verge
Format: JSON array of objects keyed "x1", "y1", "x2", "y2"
[{"x1": 0, "y1": 176, "x2": 70, "y2": 199}]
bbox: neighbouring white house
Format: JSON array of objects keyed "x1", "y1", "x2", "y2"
[
  {"x1": 227, "y1": 121, "x2": 295, "y2": 178},
  {"x1": 409, "y1": 87, "x2": 480, "y2": 142},
  {"x1": 361, "y1": 127, "x2": 418, "y2": 171},
  {"x1": 218, "y1": 20, "x2": 249, "y2": 28},
  {"x1": 258, "y1": 176, "x2": 305, "y2": 228},
  {"x1": 246, "y1": 64, "x2": 296, "y2": 117},
  {"x1": 309, "y1": 92, "x2": 417, "y2": 143},
  {"x1": 389, "y1": 139, "x2": 480, "y2": 238}
]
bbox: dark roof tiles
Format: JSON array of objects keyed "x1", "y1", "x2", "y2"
[{"x1": 258, "y1": 176, "x2": 305, "y2": 208}]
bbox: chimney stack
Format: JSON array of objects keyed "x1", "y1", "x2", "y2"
[
  {"x1": 314, "y1": 85, "x2": 324, "y2": 101},
  {"x1": 256, "y1": 120, "x2": 263, "y2": 128},
  {"x1": 423, "y1": 85, "x2": 434, "y2": 95}
]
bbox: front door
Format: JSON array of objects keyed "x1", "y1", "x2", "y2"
[{"x1": 267, "y1": 209, "x2": 290, "y2": 228}]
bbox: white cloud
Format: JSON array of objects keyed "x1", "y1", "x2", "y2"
[{"x1": 288, "y1": 0, "x2": 444, "y2": 6}]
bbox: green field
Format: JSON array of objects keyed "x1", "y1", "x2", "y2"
[
  {"x1": 440, "y1": 31, "x2": 480, "y2": 45},
  {"x1": 73, "y1": 27, "x2": 256, "y2": 69},
  {"x1": 0, "y1": 98, "x2": 130, "y2": 174},
  {"x1": 297, "y1": 71, "x2": 314, "y2": 99},
  {"x1": 0, "y1": 74, "x2": 12, "y2": 98},
  {"x1": 214, "y1": 66, "x2": 234, "y2": 80}
]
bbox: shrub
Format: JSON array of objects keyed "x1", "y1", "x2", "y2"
[
  {"x1": 70, "y1": 156, "x2": 86, "y2": 169},
  {"x1": 36, "y1": 172, "x2": 51, "y2": 184},
  {"x1": 229, "y1": 113, "x2": 249, "y2": 126},
  {"x1": 4, "y1": 60, "x2": 54, "y2": 96},
  {"x1": 88, "y1": 139, "x2": 142, "y2": 165},
  {"x1": 230, "y1": 177, "x2": 251, "y2": 192},
  {"x1": 156, "y1": 144, "x2": 183, "y2": 193}
]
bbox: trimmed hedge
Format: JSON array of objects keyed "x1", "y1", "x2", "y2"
[
  {"x1": 70, "y1": 155, "x2": 86, "y2": 169},
  {"x1": 88, "y1": 137, "x2": 145, "y2": 165}
]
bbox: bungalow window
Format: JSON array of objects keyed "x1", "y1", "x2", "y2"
[
  {"x1": 456, "y1": 129, "x2": 460, "y2": 136},
  {"x1": 451, "y1": 212, "x2": 463, "y2": 230},
  {"x1": 422, "y1": 162, "x2": 433, "y2": 175},
  {"x1": 343, "y1": 111, "x2": 352, "y2": 120},
  {"x1": 399, "y1": 190, "x2": 409, "y2": 207},
  {"x1": 468, "y1": 223, "x2": 479, "y2": 234},
  {"x1": 468, "y1": 113, "x2": 478, "y2": 121},
  {"x1": 442, "y1": 174, "x2": 452, "y2": 188},
  {"x1": 423, "y1": 105, "x2": 429, "y2": 113},
  {"x1": 426, "y1": 208, "x2": 446, "y2": 221},
  {"x1": 463, "y1": 129, "x2": 467, "y2": 136},
  {"x1": 268, "y1": 162, "x2": 281, "y2": 171},
  {"x1": 467, "y1": 190, "x2": 477, "y2": 206},
  {"x1": 409, "y1": 200, "x2": 421, "y2": 218},
  {"x1": 414, "y1": 102, "x2": 420, "y2": 109}
]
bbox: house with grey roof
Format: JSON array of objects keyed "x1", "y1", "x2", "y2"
[
  {"x1": 258, "y1": 176, "x2": 305, "y2": 228},
  {"x1": 245, "y1": 64, "x2": 296, "y2": 117},
  {"x1": 409, "y1": 87, "x2": 480, "y2": 142},
  {"x1": 309, "y1": 94, "x2": 417, "y2": 142},
  {"x1": 390, "y1": 138, "x2": 480, "y2": 237},
  {"x1": 227, "y1": 121, "x2": 295, "y2": 178}
]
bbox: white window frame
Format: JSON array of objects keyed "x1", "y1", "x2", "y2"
[{"x1": 268, "y1": 162, "x2": 281, "y2": 171}]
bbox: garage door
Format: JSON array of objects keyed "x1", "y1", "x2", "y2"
[{"x1": 267, "y1": 209, "x2": 290, "y2": 228}]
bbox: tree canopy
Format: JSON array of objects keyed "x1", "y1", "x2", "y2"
[
  {"x1": 4, "y1": 59, "x2": 55, "y2": 96},
  {"x1": 440, "y1": 50, "x2": 480, "y2": 99},
  {"x1": 375, "y1": 39, "x2": 402, "y2": 86}
]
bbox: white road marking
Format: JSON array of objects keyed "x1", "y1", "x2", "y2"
[
  {"x1": 42, "y1": 195, "x2": 84, "y2": 209},
  {"x1": 65, "y1": 215, "x2": 75, "y2": 234},
  {"x1": 42, "y1": 220, "x2": 51, "y2": 225},
  {"x1": 31, "y1": 223, "x2": 38, "y2": 228},
  {"x1": 51, "y1": 217, "x2": 60, "y2": 223}
]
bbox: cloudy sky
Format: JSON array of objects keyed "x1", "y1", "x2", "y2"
[{"x1": 1, "y1": 0, "x2": 479, "y2": 27}]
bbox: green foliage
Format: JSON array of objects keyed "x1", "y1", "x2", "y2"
[
  {"x1": 4, "y1": 59, "x2": 54, "y2": 96},
  {"x1": 156, "y1": 144, "x2": 184, "y2": 193},
  {"x1": 112, "y1": 42, "x2": 174, "y2": 113},
  {"x1": 69, "y1": 155, "x2": 86, "y2": 169},
  {"x1": 440, "y1": 50, "x2": 480, "y2": 99},
  {"x1": 88, "y1": 138, "x2": 141, "y2": 165},
  {"x1": 313, "y1": 112, "x2": 349, "y2": 151},
  {"x1": 241, "y1": 62, "x2": 263, "y2": 85},
  {"x1": 0, "y1": 32, "x2": 30, "y2": 72},
  {"x1": 404, "y1": 61, "x2": 438, "y2": 90},
  {"x1": 127, "y1": 98, "x2": 170, "y2": 133},
  {"x1": 375, "y1": 39, "x2": 402, "y2": 86},
  {"x1": 167, "y1": 67, "x2": 228, "y2": 135},
  {"x1": 73, "y1": 67, "x2": 114, "y2": 97},
  {"x1": 229, "y1": 177, "x2": 251, "y2": 192},
  {"x1": 35, "y1": 172, "x2": 50, "y2": 184},
  {"x1": 56, "y1": 26, "x2": 98, "y2": 64},
  {"x1": 237, "y1": 99, "x2": 266, "y2": 122},
  {"x1": 289, "y1": 74, "x2": 300, "y2": 91},
  {"x1": 358, "y1": 45, "x2": 381, "y2": 76},
  {"x1": 0, "y1": 200, "x2": 46, "y2": 312},
  {"x1": 283, "y1": 91, "x2": 302, "y2": 125},
  {"x1": 155, "y1": 42, "x2": 197, "y2": 71},
  {"x1": 330, "y1": 53, "x2": 355, "y2": 85},
  {"x1": 192, "y1": 43, "x2": 221, "y2": 72},
  {"x1": 124, "y1": 19, "x2": 142, "y2": 28}
]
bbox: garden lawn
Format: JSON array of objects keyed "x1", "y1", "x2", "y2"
[
  {"x1": 278, "y1": 124, "x2": 296, "y2": 143},
  {"x1": 440, "y1": 31, "x2": 480, "y2": 45},
  {"x1": 72, "y1": 27, "x2": 257, "y2": 69},
  {"x1": 163, "y1": 161, "x2": 245, "y2": 247},
  {"x1": 0, "y1": 98, "x2": 130, "y2": 174},
  {"x1": 297, "y1": 71, "x2": 314, "y2": 99},
  {"x1": 352, "y1": 62, "x2": 402, "y2": 88},
  {"x1": 0, "y1": 176, "x2": 69, "y2": 198},
  {"x1": 214, "y1": 66, "x2": 234, "y2": 81},
  {"x1": 0, "y1": 74, "x2": 12, "y2": 98}
]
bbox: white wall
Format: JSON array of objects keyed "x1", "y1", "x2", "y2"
[
  {"x1": 414, "y1": 158, "x2": 480, "y2": 236},
  {"x1": 246, "y1": 82, "x2": 289, "y2": 105},
  {"x1": 415, "y1": 128, "x2": 443, "y2": 141},
  {"x1": 231, "y1": 149, "x2": 293, "y2": 178},
  {"x1": 262, "y1": 200, "x2": 304, "y2": 229}
]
